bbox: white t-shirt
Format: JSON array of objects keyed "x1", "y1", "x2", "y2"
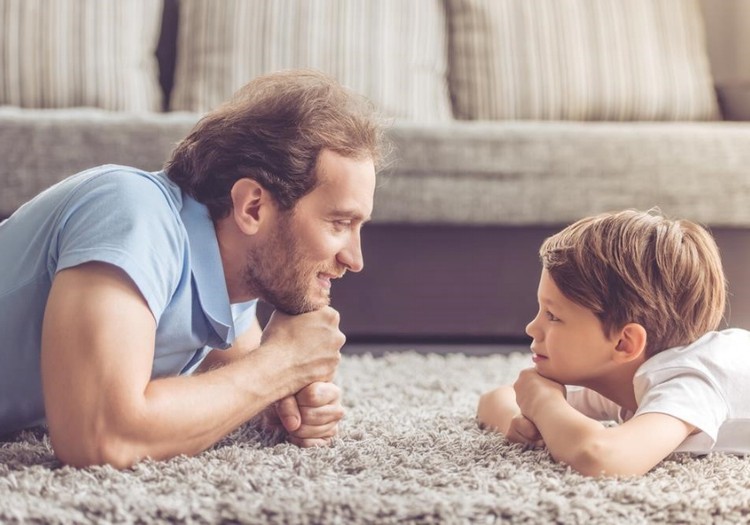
[{"x1": 567, "y1": 329, "x2": 750, "y2": 454}]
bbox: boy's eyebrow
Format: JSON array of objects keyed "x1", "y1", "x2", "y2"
[{"x1": 539, "y1": 295, "x2": 558, "y2": 308}]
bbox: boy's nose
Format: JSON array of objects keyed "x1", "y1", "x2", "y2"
[{"x1": 525, "y1": 315, "x2": 541, "y2": 340}]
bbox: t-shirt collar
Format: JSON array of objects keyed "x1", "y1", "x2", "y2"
[{"x1": 180, "y1": 195, "x2": 234, "y2": 347}]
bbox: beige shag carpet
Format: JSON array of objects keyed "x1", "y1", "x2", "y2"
[{"x1": 1, "y1": 352, "x2": 749, "y2": 524}]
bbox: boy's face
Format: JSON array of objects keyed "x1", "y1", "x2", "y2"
[{"x1": 525, "y1": 269, "x2": 620, "y2": 386}]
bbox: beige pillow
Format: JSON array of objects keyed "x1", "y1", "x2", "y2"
[
  {"x1": 0, "y1": 0, "x2": 163, "y2": 111},
  {"x1": 170, "y1": 0, "x2": 452, "y2": 121},
  {"x1": 447, "y1": 0, "x2": 720, "y2": 121}
]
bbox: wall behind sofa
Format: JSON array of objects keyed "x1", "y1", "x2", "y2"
[{"x1": 700, "y1": 0, "x2": 750, "y2": 85}]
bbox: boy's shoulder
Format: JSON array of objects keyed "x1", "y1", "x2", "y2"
[{"x1": 636, "y1": 328, "x2": 750, "y2": 384}]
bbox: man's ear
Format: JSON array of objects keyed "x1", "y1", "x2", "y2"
[
  {"x1": 613, "y1": 323, "x2": 647, "y2": 363},
  {"x1": 230, "y1": 178, "x2": 271, "y2": 235}
]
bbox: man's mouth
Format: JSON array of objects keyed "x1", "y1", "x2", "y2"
[{"x1": 317, "y1": 272, "x2": 343, "y2": 290}]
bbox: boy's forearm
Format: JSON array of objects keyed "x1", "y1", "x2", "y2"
[{"x1": 526, "y1": 395, "x2": 609, "y2": 476}]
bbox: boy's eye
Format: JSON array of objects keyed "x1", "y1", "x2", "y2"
[{"x1": 545, "y1": 310, "x2": 560, "y2": 322}]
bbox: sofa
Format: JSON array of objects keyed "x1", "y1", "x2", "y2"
[{"x1": 2, "y1": 0, "x2": 750, "y2": 343}]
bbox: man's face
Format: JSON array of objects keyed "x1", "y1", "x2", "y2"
[{"x1": 244, "y1": 150, "x2": 376, "y2": 314}]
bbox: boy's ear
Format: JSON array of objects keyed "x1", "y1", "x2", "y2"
[
  {"x1": 230, "y1": 178, "x2": 272, "y2": 235},
  {"x1": 613, "y1": 323, "x2": 647, "y2": 363}
]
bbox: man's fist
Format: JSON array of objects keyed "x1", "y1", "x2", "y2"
[{"x1": 270, "y1": 382, "x2": 344, "y2": 447}]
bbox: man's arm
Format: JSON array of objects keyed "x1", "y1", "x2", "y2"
[
  {"x1": 197, "y1": 317, "x2": 263, "y2": 373},
  {"x1": 514, "y1": 369, "x2": 695, "y2": 477},
  {"x1": 41, "y1": 262, "x2": 343, "y2": 468},
  {"x1": 198, "y1": 317, "x2": 345, "y2": 447}
]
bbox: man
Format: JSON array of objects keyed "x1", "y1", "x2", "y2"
[{"x1": 0, "y1": 70, "x2": 385, "y2": 468}]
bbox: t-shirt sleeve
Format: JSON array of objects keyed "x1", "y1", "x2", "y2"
[
  {"x1": 52, "y1": 169, "x2": 186, "y2": 322},
  {"x1": 634, "y1": 371, "x2": 728, "y2": 443},
  {"x1": 566, "y1": 386, "x2": 622, "y2": 421}
]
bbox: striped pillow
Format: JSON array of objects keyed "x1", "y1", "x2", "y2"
[
  {"x1": 0, "y1": 0, "x2": 163, "y2": 111},
  {"x1": 447, "y1": 0, "x2": 720, "y2": 121},
  {"x1": 170, "y1": 0, "x2": 451, "y2": 121}
]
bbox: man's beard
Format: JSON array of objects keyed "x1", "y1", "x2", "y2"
[{"x1": 242, "y1": 214, "x2": 336, "y2": 315}]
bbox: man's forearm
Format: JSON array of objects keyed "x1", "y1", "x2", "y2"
[{"x1": 69, "y1": 345, "x2": 295, "y2": 468}]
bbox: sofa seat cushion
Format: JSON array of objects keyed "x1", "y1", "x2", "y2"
[
  {"x1": 0, "y1": 107, "x2": 197, "y2": 215},
  {"x1": 2, "y1": 109, "x2": 750, "y2": 227},
  {"x1": 376, "y1": 121, "x2": 750, "y2": 226}
]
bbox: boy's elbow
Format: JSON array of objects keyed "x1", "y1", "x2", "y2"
[
  {"x1": 562, "y1": 439, "x2": 647, "y2": 478},
  {"x1": 565, "y1": 444, "x2": 611, "y2": 477},
  {"x1": 476, "y1": 386, "x2": 516, "y2": 432}
]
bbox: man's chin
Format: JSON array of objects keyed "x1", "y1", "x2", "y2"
[{"x1": 272, "y1": 296, "x2": 329, "y2": 315}]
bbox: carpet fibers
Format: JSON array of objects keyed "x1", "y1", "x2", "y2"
[{"x1": 1, "y1": 352, "x2": 749, "y2": 524}]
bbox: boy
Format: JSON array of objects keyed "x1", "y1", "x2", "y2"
[{"x1": 477, "y1": 209, "x2": 750, "y2": 477}]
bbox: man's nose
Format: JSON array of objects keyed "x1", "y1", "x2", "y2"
[{"x1": 338, "y1": 232, "x2": 364, "y2": 273}]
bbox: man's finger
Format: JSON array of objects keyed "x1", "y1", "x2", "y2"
[
  {"x1": 290, "y1": 421, "x2": 339, "y2": 440},
  {"x1": 288, "y1": 436, "x2": 334, "y2": 448},
  {"x1": 296, "y1": 382, "x2": 340, "y2": 407},
  {"x1": 297, "y1": 403, "x2": 345, "y2": 427},
  {"x1": 275, "y1": 395, "x2": 302, "y2": 432}
]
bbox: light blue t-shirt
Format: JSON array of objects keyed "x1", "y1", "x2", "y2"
[{"x1": 0, "y1": 165, "x2": 257, "y2": 434}]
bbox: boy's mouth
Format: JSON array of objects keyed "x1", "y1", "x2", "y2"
[{"x1": 532, "y1": 353, "x2": 548, "y2": 363}]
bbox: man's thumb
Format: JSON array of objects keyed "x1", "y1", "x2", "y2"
[{"x1": 275, "y1": 395, "x2": 301, "y2": 432}]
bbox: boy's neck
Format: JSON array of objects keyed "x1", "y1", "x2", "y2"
[{"x1": 586, "y1": 357, "x2": 646, "y2": 413}]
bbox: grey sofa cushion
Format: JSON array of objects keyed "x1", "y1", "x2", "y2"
[
  {"x1": 0, "y1": 107, "x2": 196, "y2": 215},
  {"x1": 2, "y1": 108, "x2": 750, "y2": 227},
  {"x1": 376, "y1": 120, "x2": 750, "y2": 226}
]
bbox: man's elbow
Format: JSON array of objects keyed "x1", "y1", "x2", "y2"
[{"x1": 50, "y1": 429, "x2": 142, "y2": 469}]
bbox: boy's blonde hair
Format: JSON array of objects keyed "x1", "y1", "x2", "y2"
[{"x1": 540, "y1": 209, "x2": 726, "y2": 357}]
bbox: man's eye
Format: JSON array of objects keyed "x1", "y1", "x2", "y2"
[
  {"x1": 545, "y1": 311, "x2": 560, "y2": 322},
  {"x1": 333, "y1": 220, "x2": 352, "y2": 231}
]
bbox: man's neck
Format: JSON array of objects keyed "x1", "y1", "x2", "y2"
[{"x1": 214, "y1": 216, "x2": 258, "y2": 304}]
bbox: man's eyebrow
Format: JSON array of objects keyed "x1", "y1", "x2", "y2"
[{"x1": 329, "y1": 209, "x2": 371, "y2": 222}]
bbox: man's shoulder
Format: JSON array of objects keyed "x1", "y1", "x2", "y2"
[{"x1": 67, "y1": 165, "x2": 183, "y2": 212}]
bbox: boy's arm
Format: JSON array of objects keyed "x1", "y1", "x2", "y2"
[
  {"x1": 477, "y1": 386, "x2": 519, "y2": 434},
  {"x1": 515, "y1": 368, "x2": 695, "y2": 477},
  {"x1": 477, "y1": 385, "x2": 544, "y2": 447}
]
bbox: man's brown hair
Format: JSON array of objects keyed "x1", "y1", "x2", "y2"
[
  {"x1": 166, "y1": 69, "x2": 386, "y2": 220},
  {"x1": 540, "y1": 209, "x2": 726, "y2": 357}
]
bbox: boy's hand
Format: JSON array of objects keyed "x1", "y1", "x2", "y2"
[
  {"x1": 513, "y1": 368, "x2": 566, "y2": 420},
  {"x1": 505, "y1": 414, "x2": 545, "y2": 448}
]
